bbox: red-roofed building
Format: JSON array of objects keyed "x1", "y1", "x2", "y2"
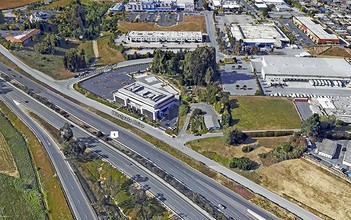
[{"x1": 6, "y1": 29, "x2": 41, "y2": 45}]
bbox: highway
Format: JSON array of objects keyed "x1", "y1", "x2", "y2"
[
  {"x1": 0, "y1": 81, "x2": 97, "y2": 220},
  {"x1": 0, "y1": 64, "x2": 276, "y2": 219},
  {"x1": 0, "y1": 79, "x2": 212, "y2": 220},
  {"x1": 0, "y1": 45, "x2": 321, "y2": 220}
]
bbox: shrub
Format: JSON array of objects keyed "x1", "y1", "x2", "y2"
[
  {"x1": 229, "y1": 157, "x2": 256, "y2": 170},
  {"x1": 242, "y1": 145, "x2": 254, "y2": 153}
]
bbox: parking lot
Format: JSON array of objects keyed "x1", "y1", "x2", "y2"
[
  {"x1": 220, "y1": 62, "x2": 258, "y2": 95},
  {"x1": 125, "y1": 12, "x2": 183, "y2": 27},
  {"x1": 258, "y1": 78, "x2": 351, "y2": 98},
  {"x1": 280, "y1": 18, "x2": 315, "y2": 47},
  {"x1": 80, "y1": 64, "x2": 149, "y2": 100}
]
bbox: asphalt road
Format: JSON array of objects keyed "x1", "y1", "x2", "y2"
[
  {"x1": 0, "y1": 79, "x2": 212, "y2": 220},
  {"x1": 0, "y1": 65, "x2": 275, "y2": 219},
  {"x1": 0, "y1": 81, "x2": 97, "y2": 220}
]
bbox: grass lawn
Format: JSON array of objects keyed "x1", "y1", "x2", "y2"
[
  {"x1": 0, "y1": 131, "x2": 19, "y2": 177},
  {"x1": 12, "y1": 42, "x2": 77, "y2": 80},
  {"x1": 186, "y1": 136, "x2": 350, "y2": 219},
  {"x1": 96, "y1": 34, "x2": 125, "y2": 66},
  {"x1": 230, "y1": 96, "x2": 301, "y2": 130},
  {"x1": 0, "y1": 102, "x2": 73, "y2": 220},
  {"x1": 0, "y1": 0, "x2": 41, "y2": 9},
  {"x1": 118, "y1": 16, "x2": 207, "y2": 33},
  {"x1": 78, "y1": 40, "x2": 95, "y2": 64}
]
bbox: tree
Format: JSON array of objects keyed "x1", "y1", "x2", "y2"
[
  {"x1": 301, "y1": 114, "x2": 321, "y2": 137},
  {"x1": 221, "y1": 109, "x2": 231, "y2": 127},
  {"x1": 60, "y1": 122, "x2": 73, "y2": 142},
  {"x1": 225, "y1": 128, "x2": 247, "y2": 146},
  {"x1": 179, "y1": 104, "x2": 189, "y2": 116},
  {"x1": 229, "y1": 157, "x2": 256, "y2": 170},
  {"x1": 255, "y1": 89, "x2": 263, "y2": 96},
  {"x1": 63, "y1": 48, "x2": 86, "y2": 72},
  {"x1": 69, "y1": 140, "x2": 87, "y2": 158},
  {"x1": 0, "y1": 10, "x2": 5, "y2": 24}
]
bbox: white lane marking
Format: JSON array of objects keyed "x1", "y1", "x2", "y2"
[{"x1": 247, "y1": 209, "x2": 267, "y2": 220}]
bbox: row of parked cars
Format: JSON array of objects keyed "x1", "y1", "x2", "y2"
[{"x1": 309, "y1": 79, "x2": 344, "y2": 87}]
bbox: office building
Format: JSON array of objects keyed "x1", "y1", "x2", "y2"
[
  {"x1": 113, "y1": 82, "x2": 178, "y2": 120},
  {"x1": 127, "y1": 31, "x2": 203, "y2": 42}
]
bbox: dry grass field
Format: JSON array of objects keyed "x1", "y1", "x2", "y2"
[
  {"x1": 187, "y1": 136, "x2": 351, "y2": 219},
  {"x1": 0, "y1": 131, "x2": 19, "y2": 177},
  {"x1": 96, "y1": 34, "x2": 124, "y2": 66},
  {"x1": 0, "y1": 0, "x2": 41, "y2": 9},
  {"x1": 118, "y1": 16, "x2": 207, "y2": 33},
  {"x1": 308, "y1": 46, "x2": 351, "y2": 58},
  {"x1": 259, "y1": 159, "x2": 351, "y2": 220}
]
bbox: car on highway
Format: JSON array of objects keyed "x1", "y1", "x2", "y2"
[{"x1": 218, "y1": 204, "x2": 226, "y2": 210}]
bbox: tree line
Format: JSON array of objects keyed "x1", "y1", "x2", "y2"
[{"x1": 151, "y1": 47, "x2": 218, "y2": 86}]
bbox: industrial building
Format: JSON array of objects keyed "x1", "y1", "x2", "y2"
[
  {"x1": 261, "y1": 56, "x2": 351, "y2": 83},
  {"x1": 125, "y1": 0, "x2": 194, "y2": 11},
  {"x1": 316, "y1": 139, "x2": 340, "y2": 159},
  {"x1": 113, "y1": 82, "x2": 178, "y2": 120},
  {"x1": 230, "y1": 24, "x2": 290, "y2": 48},
  {"x1": 127, "y1": 31, "x2": 203, "y2": 42},
  {"x1": 343, "y1": 142, "x2": 351, "y2": 166},
  {"x1": 293, "y1": 16, "x2": 339, "y2": 44}
]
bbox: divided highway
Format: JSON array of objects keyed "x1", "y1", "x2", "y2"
[
  {"x1": 0, "y1": 79, "x2": 211, "y2": 220},
  {"x1": 0, "y1": 82, "x2": 97, "y2": 220}
]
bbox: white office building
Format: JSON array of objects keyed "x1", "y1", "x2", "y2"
[
  {"x1": 127, "y1": 31, "x2": 203, "y2": 42},
  {"x1": 113, "y1": 82, "x2": 178, "y2": 120}
]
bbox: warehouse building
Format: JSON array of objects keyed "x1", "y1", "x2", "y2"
[
  {"x1": 113, "y1": 82, "x2": 178, "y2": 120},
  {"x1": 261, "y1": 56, "x2": 351, "y2": 83},
  {"x1": 230, "y1": 24, "x2": 289, "y2": 48},
  {"x1": 127, "y1": 31, "x2": 203, "y2": 42},
  {"x1": 293, "y1": 16, "x2": 339, "y2": 44}
]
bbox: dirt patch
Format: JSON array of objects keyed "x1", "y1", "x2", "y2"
[
  {"x1": 307, "y1": 46, "x2": 351, "y2": 58},
  {"x1": 0, "y1": 131, "x2": 19, "y2": 177}
]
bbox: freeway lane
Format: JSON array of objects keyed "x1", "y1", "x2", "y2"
[
  {"x1": 0, "y1": 80, "x2": 211, "y2": 220},
  {"x1": 0, "y1": 68, "x2": 275, "y2": 219},
  {"x1": 0, "y1": 82, "x2": 97, "y2": 220}
]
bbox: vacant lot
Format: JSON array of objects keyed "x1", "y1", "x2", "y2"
[
  {"x1": 0, "y1": 131, "x2": 18, "y2": 177},
  {"x1": 12, "y1": 42, "x2": 77, "y2": 80},
  {"x1": 0, "y1": 0, "x2": 41, "y2": 9},
  {"x1": 230, "y1": 96, "x2": 301, "y2": 130},
  {"x1": 187, "y1": 136, "x2": 350, "y2": 219},
  {"x1": 118, "y1": 16, "x2": 207, "y2": 33},
  {"x1": 96, "y1": 34, "x2": 124, "y2": 66}
]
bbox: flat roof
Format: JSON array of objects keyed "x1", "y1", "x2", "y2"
[
  {"x1": 262, "y1": 56, "x2": 351, "y2": 78},
  {"x1": 316, "y1": 139, "x2": 337, "y2": 156},
  {"x1": 115, "y1": 81, "x2": 174, "y2": 107},
  {"x1": 128, "y1": 31, "x2": 203, "y2": 37},
  {"x1": 204, "y1": 115, "x2": 220, "y2": 129},
  {"x1": 294, "y1": 16, "x2": 338, "y2": 40},
  {"x1": 343, "y1": 141, "x2": 351, "y2": 164},
  {"x1": 231, "y1": 24, "x2": 289, "y2": 44}
]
